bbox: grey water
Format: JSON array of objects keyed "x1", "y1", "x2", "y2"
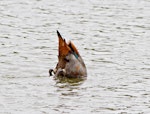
[{"x1": 0, "y1": 0, "x2": 150, "y2": 113}]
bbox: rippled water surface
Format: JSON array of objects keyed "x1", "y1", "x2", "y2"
[{"x1": 0, "y1": 0, "x2": 150, "y2": 113}]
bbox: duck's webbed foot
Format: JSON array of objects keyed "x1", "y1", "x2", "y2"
[
  {"x1": 55, "y1": 68, "x2": 66, "y2": 77},
  {"x1": 49, "y1": 69, "x2": 54, "y2": 76}
]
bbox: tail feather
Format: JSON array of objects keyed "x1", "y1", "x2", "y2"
[
  {"x1": 68, "y1": 41, "x2": 80, "y2": 57},
  {"x1": 57, "y1": 30, "x2": 71, "y2": 57}
]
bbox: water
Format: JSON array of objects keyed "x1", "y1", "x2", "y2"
[{"x1": 0, "y1": 0, "x2": 150, "y2": 113}]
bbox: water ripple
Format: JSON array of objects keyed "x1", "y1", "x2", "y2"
[{"x1": 0, "y1": 0, "x2": 150, "y2": 114}]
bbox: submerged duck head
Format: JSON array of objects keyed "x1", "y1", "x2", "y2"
[{"x1": 49, "y1": 31, "x2": 87, "y2": 78}]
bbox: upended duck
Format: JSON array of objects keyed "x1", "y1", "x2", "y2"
[{"x1": 49, "y1": 31, "x2": 87, "y2": 78}]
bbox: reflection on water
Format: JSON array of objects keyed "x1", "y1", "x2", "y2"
[
  {"x1": 54, "y1": 76, "x2": 87, "y2": 86},
  {"x1": 0, "y1": 0, "x2": 150, "y2": 113}
]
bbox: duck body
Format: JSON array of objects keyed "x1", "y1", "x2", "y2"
[{"x1": 49, "y1": 31, "x2": 87, "y2": 78}]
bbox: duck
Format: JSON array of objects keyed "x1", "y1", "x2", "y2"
[{"x1": 49, "y1": 30, "x2": 87, "y2": 78}]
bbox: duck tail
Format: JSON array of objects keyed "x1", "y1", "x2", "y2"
[{"x1": 57, "y1": 30, "x2": 71, "y2": 57}]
